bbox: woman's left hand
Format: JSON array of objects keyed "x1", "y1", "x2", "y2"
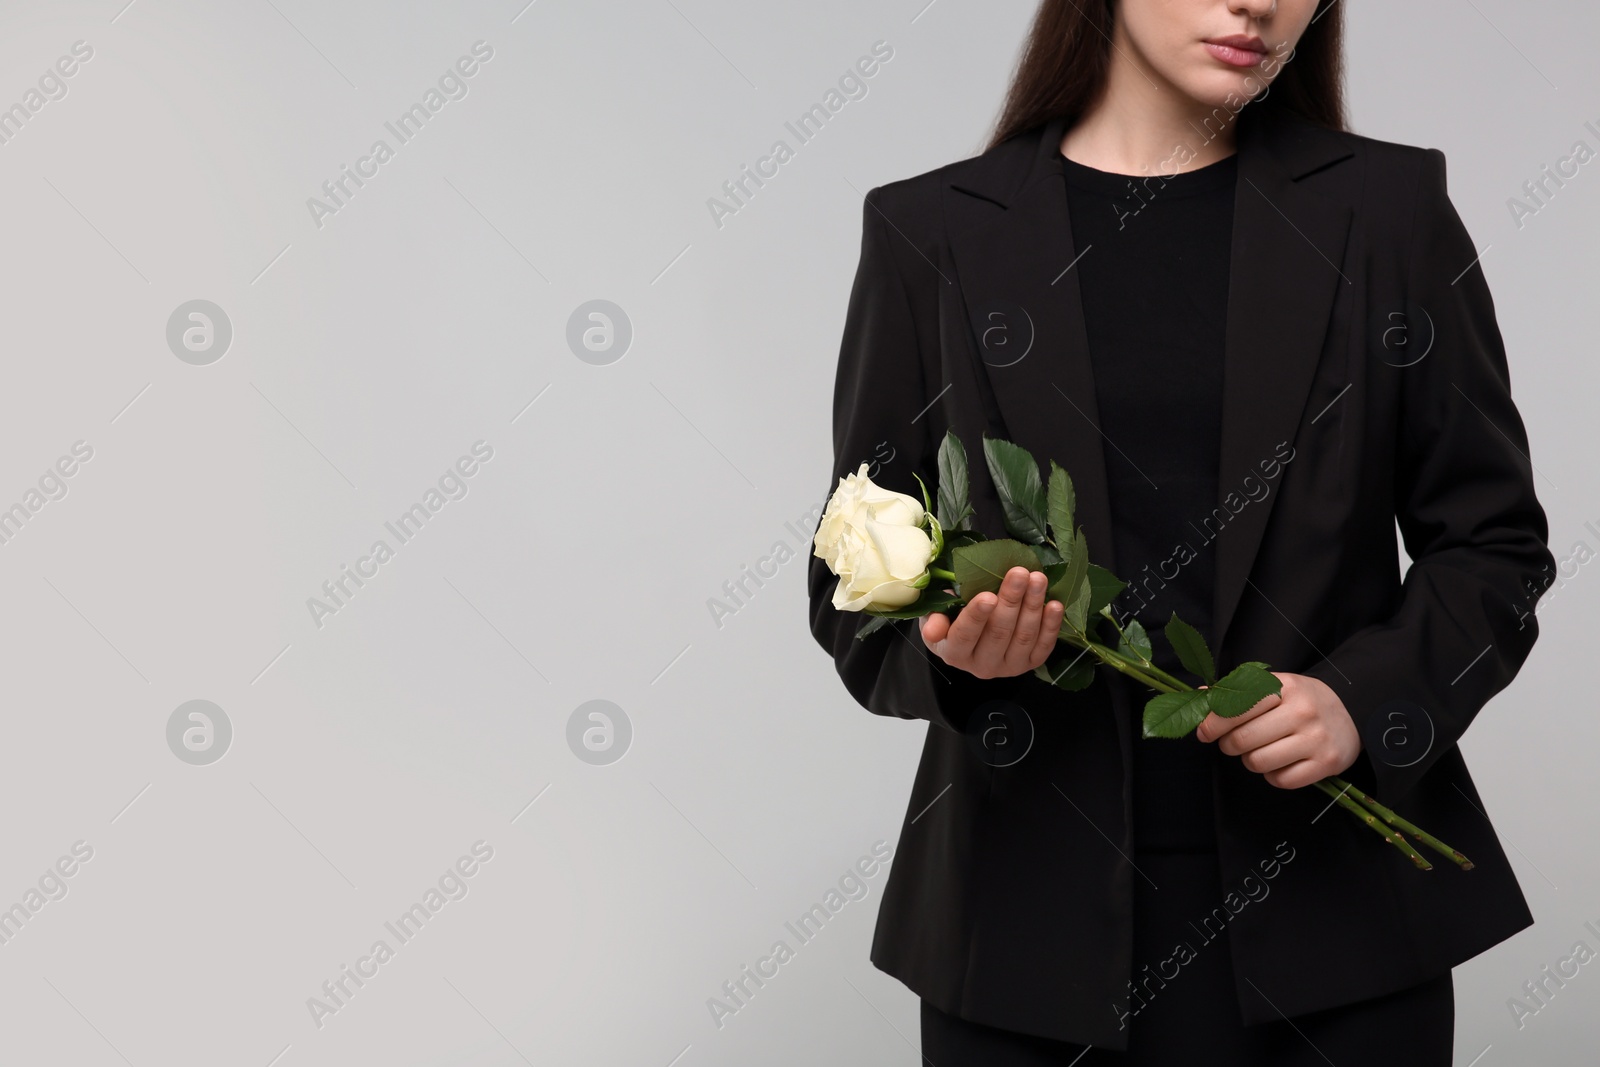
[{"x1": 1195, "y1": 672, "x2": 1362, "y2": 789}]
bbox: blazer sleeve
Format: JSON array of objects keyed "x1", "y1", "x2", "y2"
[
  {"x1": 1302, "y1": 148, "x2": 1555, "y2": 803},
  {"x1": 808, "y1": 186, "x2": 1029, "y2": 736}
]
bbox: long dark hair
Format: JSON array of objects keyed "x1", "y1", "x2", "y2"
[{"x1": 986, "y1": 0, "x2": 1346, "y2": 150}]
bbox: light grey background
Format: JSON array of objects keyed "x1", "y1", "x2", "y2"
[{"x1": 0, "y1": 1, "x2": 1594, "y2": 1064}]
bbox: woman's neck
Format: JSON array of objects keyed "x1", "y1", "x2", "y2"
[{"x1": 1059, "y1": 44, "x2": 1243, "y2": 177}]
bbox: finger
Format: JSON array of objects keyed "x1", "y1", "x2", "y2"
[
  {"x1": 1265, "y1": 759, "x2": 1324, "y2": 790},
  {"x1": 1195, "y1": 692, "x2": 1282, "y2": 742},
  {"x1": 1197, "y1": 694, "x2": 1279, "y2": 742},
  {"x1": 1236, "y1": 733, "x2": 1313, "y2": 775},
  {"x1": 1030, "y1": 598, "x2": 1065, "y2": 667},
  {"x1": 1003, "y1": 571, "x2": 1049, "y2": 671},
  {"x1": 919, "y1": 611, "x2": 952, "y2": 649},
  {"x1": 1214, "y1": 700, "x2": 1299, "y2": 756},
  {"x1": 974, "y1": 567, "x2": 1030, "y2": 665},
  {"x1": 943, "y1": 592, "x2": 996, "y2": 666}
]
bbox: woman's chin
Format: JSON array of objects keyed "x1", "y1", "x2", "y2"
[{"x1": 1171, "y1": 70, "x2": 1274, "y2": 112}]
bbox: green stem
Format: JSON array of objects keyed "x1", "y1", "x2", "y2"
[
  {"x1": 1327, "y1": 775, "x2": 1475, "y2": 871},
  {"x1": 1313, "y1": 780, "x2": 1432, "y2": 869},
  {"x1": 1119, "y1": 655, "x2": 1189, "y2": 693},
  {"x1": 1062, "y1": 631, "x2": 1192, "y2": 694},
  {"x1": 1099, "y1": 607, "x2": 1128, "y2": 643},
  {"x1": 929, "y1": 566, "x2": 957, "y2": 582},
  {"x1": 1059, "y1": 632, "x2": 1182, "y2": 694}
]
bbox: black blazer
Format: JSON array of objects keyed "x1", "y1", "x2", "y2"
[{"x1": 807, "y1": 102, "x2": 1554, "y2": 1050}]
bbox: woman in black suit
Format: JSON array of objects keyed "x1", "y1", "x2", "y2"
[{"x1": 807, "y1": 0, "x2": 1555, "y2": 1063}]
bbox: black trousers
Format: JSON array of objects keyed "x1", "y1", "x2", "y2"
[{"x1": 920, "y1": 850, "x2": 1455, "y2": 1066}]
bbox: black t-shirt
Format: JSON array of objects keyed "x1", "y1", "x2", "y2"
[{"x1": 1061, "y1": 150, "x2": 1236, "y2": 852}]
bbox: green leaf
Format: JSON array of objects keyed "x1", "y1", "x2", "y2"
[
  {"x1": 952, "y1": 539, "x2": 1042, "y2": 600},
  {"x1": 1050, "y1": 530, "x2": 1091, "y2": 635},
  {"x1": 982, "y1": 434, "x2": 1049, "y2": 543},
  {"x1": 1047, "y1": 530, "x2": 1086, "y2": 602},
  {"x1": 1046, "y1": 462, "x2": 1076, "y2": 549},
  {"x1": 936, "y1": 430, "x2": 974, "y2": 532},
  {"x1": 853, "y1": 614, "x2": 894, "y2": 640},
  {"x1": 1036, "y1": 645, "x2": 1097, "y2": 690},
  {"x1": 1033, "y1": 542, "x2": 1064, "y2": 566},
  {"x1": 1164, "y1": 613, "x2": 1217, "y2": 685},
  {"x1": 1142, "y1": 690, "x2": 1214, "y2": 739},
  {"x1": 1085, "y1": 564, "x2": 1126, "y2": 619},
  {"x1": 1206, "y1": 663, "x2": 1282, "y2": 718},
  {"x1": 1117, "y1": 619, "x2": 1152, "y2": 663},
  {"x1": 1064, "y1": 579, "x2": 1092, "y2": 636}
]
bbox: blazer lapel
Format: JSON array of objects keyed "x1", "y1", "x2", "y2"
[
  {"x1": 1210, "y1": 107, "x2": 1353, "y2": 661},
  {"x1": 947, "y1": 113, "x2": 1129, "y2": 774},
  {"x1": 947, "y1": 115, "x2": 1116, "y2": 573}
]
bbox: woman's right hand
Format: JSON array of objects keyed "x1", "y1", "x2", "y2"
[{"x1": 919, "y1": 566, "x2": 1063, "y2": 679}]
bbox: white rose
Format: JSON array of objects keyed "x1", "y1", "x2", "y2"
[{"x1": 813, "y1": 462, "x2": 935, "y2": 612}]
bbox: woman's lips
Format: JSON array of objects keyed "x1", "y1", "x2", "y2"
[{"x1": 1203, "y1": 38, "x2": 1267, "y2": 68}]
